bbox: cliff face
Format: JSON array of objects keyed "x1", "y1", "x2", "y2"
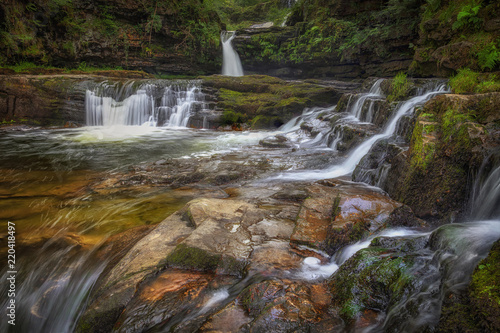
[
  {"x1": 0, "y1": 0, "x2": 222, "y2": 75},
  {"x1": 233, "y1": 0, "x2": 423, "y2": 78},
  {"x1": 232, "y1": 0, "x2": 499, "y2": 79}
]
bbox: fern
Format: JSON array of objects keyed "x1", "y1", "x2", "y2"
[
  {"x1": 452, "y1": 4, "x2": 482, "y2": 31},
  {"x1": 477, "y1": 42, "x2": 500, "y2": 71}
]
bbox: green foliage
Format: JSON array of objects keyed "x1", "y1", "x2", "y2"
[
  {"x1": 449, "y1": 68, "x2": 500, "y2": 94},
  {"x1": 74, "y1": 61, "x2": 123, "y2": 72},
  {"x1": 477, "y1": 41, "x2": 500, "y2": 71},
  {"x1": 449, "y1": 68, "x2": 480, "y2": 93},
  {"x1": 387, "y1": 72, "x2": 412, "y2": 103},
  {"x1": 452, "y1": 3, "x2": 483, "y2": 31}
]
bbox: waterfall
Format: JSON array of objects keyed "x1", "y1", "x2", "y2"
[
  {"x1": 85, "y1": 81, "x2": 206, "y2": 127},
  {"x1": 276, "y1": 82, "x2": 448, "y2": 180},
  {"x1": 347, "y1": 78, "x2": 385, "y2": 120},
  {"x1": 221, "y1": 31, "x2": 244, "y2": 77},
  {"x1": 470, "y1": 162, "x2": 500, "y2": 220}
]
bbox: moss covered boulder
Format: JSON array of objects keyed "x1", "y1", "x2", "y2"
[
  {"x1": 200, "y1": 74, "x2": 345, "y2": 128},
  {"x1": 385, "y1": 93, "x2": 500, "y2": 221}
]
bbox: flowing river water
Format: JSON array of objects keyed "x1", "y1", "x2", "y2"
[{"x1": 0, "y1": 79, "x2": 499, "y2": 332}]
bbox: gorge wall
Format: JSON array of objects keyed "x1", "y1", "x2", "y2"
[{"x1": 0, "y1": 0, "x2": 223, "y2": 75}]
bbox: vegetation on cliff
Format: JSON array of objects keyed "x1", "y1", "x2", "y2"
[{"x1": 0, "y1": 0, "x2": 222, "y2": 74}]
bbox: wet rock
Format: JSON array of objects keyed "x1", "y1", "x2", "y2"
[
  {"x1": 200, "y1": 75, "x2": 344, "y2": 128},
  {"x1": 76, "y1": 210, "x2": 195, "y2": 333},
  {"x1": 290, "y1": 180, "x2": 401, "y2": 255},
  {"x1": 329, "y1": 246, "x2": 417, "y2": 326},
  {"x1": 334, "y1": 123, "x2": 378, "y2": 152},
  {"x1": 0, "y1": 75, "x2": 95, "y2": 126},
  {"x1": 437, "y1": 240, "x2": 500, "y2": 332},
  {"x1": 111, "y1": 270, "x2": 232, "y2": 333},
  {"x1": 386, "y1": 93, "x2": 500, "y2": 221},
  {"x1": 199, "y1": 302, "x2": 252, "y2": 332},
  {"x1": 237, "y1": 279, "x2": 343, "y2": 332},
  {"x1": 385, "y1": 205, "x2": 427, "y2": 229},
  {"x1": 260, "y1": 135, "x2": 292, "y2": 148}
]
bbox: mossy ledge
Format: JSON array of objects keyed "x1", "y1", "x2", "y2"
[{"x1": 201, "y1": 74, "x2": 346, "y2": 128}]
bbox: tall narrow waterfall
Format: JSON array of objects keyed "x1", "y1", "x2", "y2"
[
  {"x1": 221, "y1": 31, "x2": 244, "y2": 77},
  {"x1": 85, "y1": 81, "x2": 207, "y2": 127}
]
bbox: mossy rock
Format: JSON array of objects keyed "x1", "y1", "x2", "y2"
[
  {"x1": 437, "y1": 239, "x2": 500, "y2": 332},
  {"x1": 165, "y1": 243, "x2": 248, "y2": 276},
  {"x1": 386, "y1": 93, "x2": 495, "y2": 221},
  {"x1": 201, "y1": 74, "x2": 342, "y2": 128},
  {"x1": 165, "y1": 243, "x2": 222, "y2": 272},
  {"x1": 469, "y1": 239, "x2": 500, "y2": 331},
  {"x1": 329, "y1": 246, "x2": 416, "y2": 324}
]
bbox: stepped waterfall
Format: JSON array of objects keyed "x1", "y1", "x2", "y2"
[
  {"x1": 221, "y1": 31, "x2": 244, "y2": 77},
  {"x1": 85, "y1": 81, "x2": 207, "y2": 127},
  {"x1": 1, "y1": 77, "x2": 499, "y2": 333}
]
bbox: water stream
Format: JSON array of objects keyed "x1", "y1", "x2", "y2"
[
  {"x1": 1, "y1": 78, "x2": 498, "y2": 332},
  {"x1": 221, "y1": 31, "x2": 244, "y2": 77}
]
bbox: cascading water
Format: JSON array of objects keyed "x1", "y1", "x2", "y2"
[
  {"x1": 85, "y1": 81, "x2": 207, "y2": 127},
  {"x1": 221, "y1": 31, "x2": 244, "y2": 77},
  {"x1": 275, "y1": 82, "x2": 449, "y2": 180},
  {"x1": 470, "y1": 158, "x2": 500, "y2": 220}
]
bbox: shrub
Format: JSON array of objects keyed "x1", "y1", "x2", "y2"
[
  {"x1": 449, "y1": 68, "x2": 480, "y2": 93},
  {"x1": 452, "y1": 3, "x2": 482, "y2": 31},
  {"x1": 449, "y1": 68, "x2": 500, "y2": 94},
  {"x1": 477, "y1": 41, "x2": 500, "y2": 71}
]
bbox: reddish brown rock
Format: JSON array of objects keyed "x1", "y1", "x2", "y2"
[{"x1": 290, "y1": 179, "x2": 401, "y2": 254}]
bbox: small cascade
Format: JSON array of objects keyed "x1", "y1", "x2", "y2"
[
  {"x1": 221, "y1": 31, "x2": 244, "y2": 77},
  {"x1": 85, "y1": 81, "x2": 207, "y2": 127},
  {"x1": 276, "y1": 83, "x2": 448, "y2": 180},
  {"x1": 470, "y1": 158, "x2": 500, "y2": 220},
  {"x1": 347, "y1": 78, "x2": 385, "y2": 120}
]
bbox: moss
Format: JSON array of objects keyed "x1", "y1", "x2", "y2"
[
  {"x1": 469, "y1": 239, "x2": 500, "y2": 330},
  {"x1": 387, "y1": 72, "x2": 412, "y2": 103},
  {"x1": 165, "y1": 243, "x2": 222, "y2": 272},
  {"x1": 330, "y1": 247, "x2": 416, "y2": 323},
  {"x1": 438, "y1": 240, "x2": 500, "y2": 332},
  {"x1": 202, "y1": 75, "x2": 340, "y2": 128}
]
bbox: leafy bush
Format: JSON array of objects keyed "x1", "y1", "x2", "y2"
[
  {"x1": 452, "y1": 3, "x2": 482, "y2": 31},
  {"x1": 477, "y1": 41, "x2": 500, "y2": 71},
  {"x1": 449, "y1": 68, "x2": 480, "y2": 93},
  {"x1": 449, "y1": 68, "x2": 500, "y2": 94}
]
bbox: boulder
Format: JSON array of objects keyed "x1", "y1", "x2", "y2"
[{"x1": 290, "y1": 179, "x2": 402, "y2": 255}]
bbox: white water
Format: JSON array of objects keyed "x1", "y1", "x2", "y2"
[
  {"x1": 471, "y1": 164, "x2": 500, "y2": 220},
  {"x1": 348, "y1": 78, "x2": 385, "y2": 120},
  {"x1": 86, "y1": 82, "x2": 205, "y2": 127},
  {"x1": 276, "y1": 83, "x2": 448, "y2": 180},
  {"x1": 221, "y1": 31, "x2": 244, "y2": 77},
  {"x1": 298, "y1": 228, "x2": 422, "y2": 281}
]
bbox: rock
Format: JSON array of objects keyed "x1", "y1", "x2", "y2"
[
  {"x1": 290, "y1": 180, "x2": 402, "y2": 255},
  {"x1": 437, "y1": 239, "x2": 500, "y2": 332},
  {"x1": 0, "y1": 75, "x2": 91, "y2": 126},
  {"x1": 250, "y1": 22, "x2": 274, "y2": 29},
  {"x1": 385, "y1": 205, "x2": 427, "y2": 229},
  {"x1": 329, "y1": 245, "x2": 418, "y2": 326},
  {"x1": 200, "y1": 74, "x2": 347, "y2": 128},
  {"x1": 237, "y1": 279, "x2": 343, "y2": 332},
  {"x1": 259, "y1": 135, "x2": 291, "y2": 148},
  {"x1": 385, "y1": 93, "x2": 500, "y2": 221},
  {"x1": 76, "y1": 210, "x2": 195, "y2": 333}
]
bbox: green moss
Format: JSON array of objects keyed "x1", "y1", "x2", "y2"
[
  {"x1": 387, "y1": 72, "x2": 412, "y2": 103},
  {"x1": 330, "y1": 247, "x2": 415, "y2": 322},
  {"x1": 165, "y1": 243, "x2": 222, "y2": 272},
  {"x1": 470, "y1": 240, "x2": 500, "y2": 310}
]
